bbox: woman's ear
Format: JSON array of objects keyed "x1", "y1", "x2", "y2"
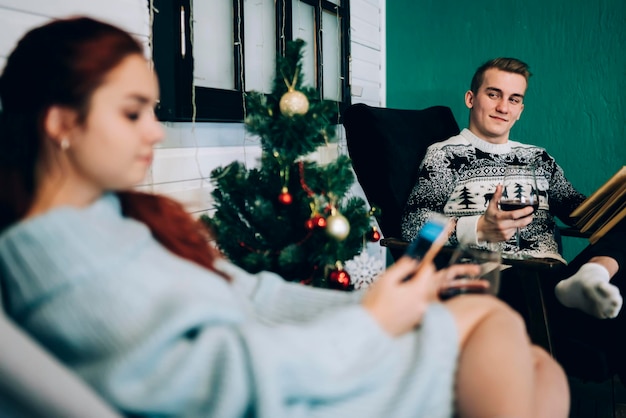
[{"x1": 43, "y1": 106, "x2": 77, "y2": 148}]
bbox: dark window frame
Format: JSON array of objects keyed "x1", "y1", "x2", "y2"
[{"x1": 152, "y1": 0, "x2": 351, "y2": 123}]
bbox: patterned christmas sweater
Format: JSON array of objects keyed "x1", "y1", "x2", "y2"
[{"x1": 401, "y1": 128, "x2": 586, "y2": 262}]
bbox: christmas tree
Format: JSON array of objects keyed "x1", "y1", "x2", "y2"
[{"x1": 201, "y1": 39, "x2": 379, "y2": 290}]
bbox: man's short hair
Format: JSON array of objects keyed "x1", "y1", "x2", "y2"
[{"x1": 470, "y1": 58, "x2": 532, "y2": 93}]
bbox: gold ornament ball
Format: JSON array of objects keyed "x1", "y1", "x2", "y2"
[
  {"x1": 326, "y1": 214, "x2": 350, "y2": 241},
  {"x1": 279, "y1": 90, "x2": 309, "y2": 116}
]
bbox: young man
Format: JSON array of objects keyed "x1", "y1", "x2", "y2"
[
  {"x1": 400, "y1": 57, "x2": 626, "y2": 382},
  {"x1": 401, "y1": 57, "x2": 623, "y2": 320}
]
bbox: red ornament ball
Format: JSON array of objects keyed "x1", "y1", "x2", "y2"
[
  {"x1": 313, "y1": 214, "x2": 327, "y2": 228},
  {"x1": 328, "y1": 268, "x2": 351, "y2": 290},
  {"x1": 305, "y1": 214, "x2": 327, "y2": 230},
  {"x1": 278, "y1": 188, "x2": 293, "y2": 205},
  {"x1": 367, "y1": 228, "x2": 381, "y2": 242}
]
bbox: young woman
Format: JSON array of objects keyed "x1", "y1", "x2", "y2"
[{"x1": 0, "y1": 17, "x2": 569, "y2": 418}]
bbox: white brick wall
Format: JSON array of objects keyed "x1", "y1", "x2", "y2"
[
  {"x1": 0, "y1": 0, "x2": 387, "y2": 266},
  {"x1": 0, "y1": 0, "x2": 384, "y2": 211}
]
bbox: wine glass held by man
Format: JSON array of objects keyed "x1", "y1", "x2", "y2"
[
  {"x1": 499, "y1": 164, "x2": 540, "y2": 258},
  {"x1": 0, "y1": 17, "x2": 569, "y2": 417}
]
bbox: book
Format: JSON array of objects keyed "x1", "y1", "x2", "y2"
[{"x1": 570, "y1": 166, "x2": 626, "y2": 244}]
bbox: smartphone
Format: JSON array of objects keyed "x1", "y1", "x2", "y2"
[
  {"x1": 405, "y1": 213, "x2": 451, "y2": 261},
  {"x1": 404, "y1": 214, "x2": 451, "y2": 279}
]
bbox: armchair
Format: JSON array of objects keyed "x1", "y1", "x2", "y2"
[
  {"x1": 342, "y1": 103, "x2": 582, "y2": 355},
  {"x1": 0, "y1": 283, "x2": 121, "y2": 417},
  {"x1": 342, "y1": 103, "x2": 460, "y2": 257}
]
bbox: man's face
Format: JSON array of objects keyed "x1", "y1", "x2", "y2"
[{"x1": 465, "y1": 68, "x2": 527, "y2": 144}]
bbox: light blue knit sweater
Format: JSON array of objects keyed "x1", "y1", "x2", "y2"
[{"x1": 0, "y1": 193, "x2": 459, "y2": 417}]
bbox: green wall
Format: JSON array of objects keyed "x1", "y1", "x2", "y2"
[{"x1": 387, "y1": 0, "x2": 626, "y2": 261}]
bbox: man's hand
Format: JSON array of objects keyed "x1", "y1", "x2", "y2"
[{"x1": 476, "y1": 184, "x2": 534, "y2": 242}]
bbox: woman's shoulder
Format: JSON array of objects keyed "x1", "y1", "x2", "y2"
[
  {"x1": 0, "y1": 193, "x2": 152, "y2": 283},
  {"x1": 1, "y1": 194, "x2": 147, "y2": 251}
]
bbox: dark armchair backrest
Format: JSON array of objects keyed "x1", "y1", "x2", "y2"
[{"x1": 342, "y1": 103, "x2": 460, "y2": 239}]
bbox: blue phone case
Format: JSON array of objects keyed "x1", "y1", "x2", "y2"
[{"x1": 405, "y1": 216, "x2": 448, "y2": 260}]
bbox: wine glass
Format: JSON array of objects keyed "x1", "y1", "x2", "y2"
[
  {"x1": 439, "y1": 244, "x2": 501, "y2": 300},
  {"x1": 499, "y1": 164, "x2": 539, "y2": 259}
]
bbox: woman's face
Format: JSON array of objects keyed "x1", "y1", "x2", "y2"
[{"x1": 66, "y1": 54, "x2": 163, "y2": 193}]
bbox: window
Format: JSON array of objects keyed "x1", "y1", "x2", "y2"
[{"x1": 152, "y1": 0, "x2": 351, "y2": 123}]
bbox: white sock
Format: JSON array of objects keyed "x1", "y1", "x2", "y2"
[{"x1": 555, "y1": 263, "x2": 622, "y2": 319}]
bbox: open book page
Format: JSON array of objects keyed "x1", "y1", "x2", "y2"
[
  {"x1": 589, "y1": 202, "x2": 626, "y2": 244},
  {"x1": 570, "y1": 166, "x2": 626, "y2": 242},
  {"x1": 578, "y1": 181, "x2": 626, "y2": 232}
]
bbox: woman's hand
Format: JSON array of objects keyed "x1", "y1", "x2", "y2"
[{"x1": 362, "y1": 257, "x2": 480, "y2": 337}]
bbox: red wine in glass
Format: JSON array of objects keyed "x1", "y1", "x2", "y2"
[
  {"x1": 439, "y1": 279, "x2": 490, "y2": 300},
  {"x1": 499, "y1": 199, "x2": 539, "y2": 213}
]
